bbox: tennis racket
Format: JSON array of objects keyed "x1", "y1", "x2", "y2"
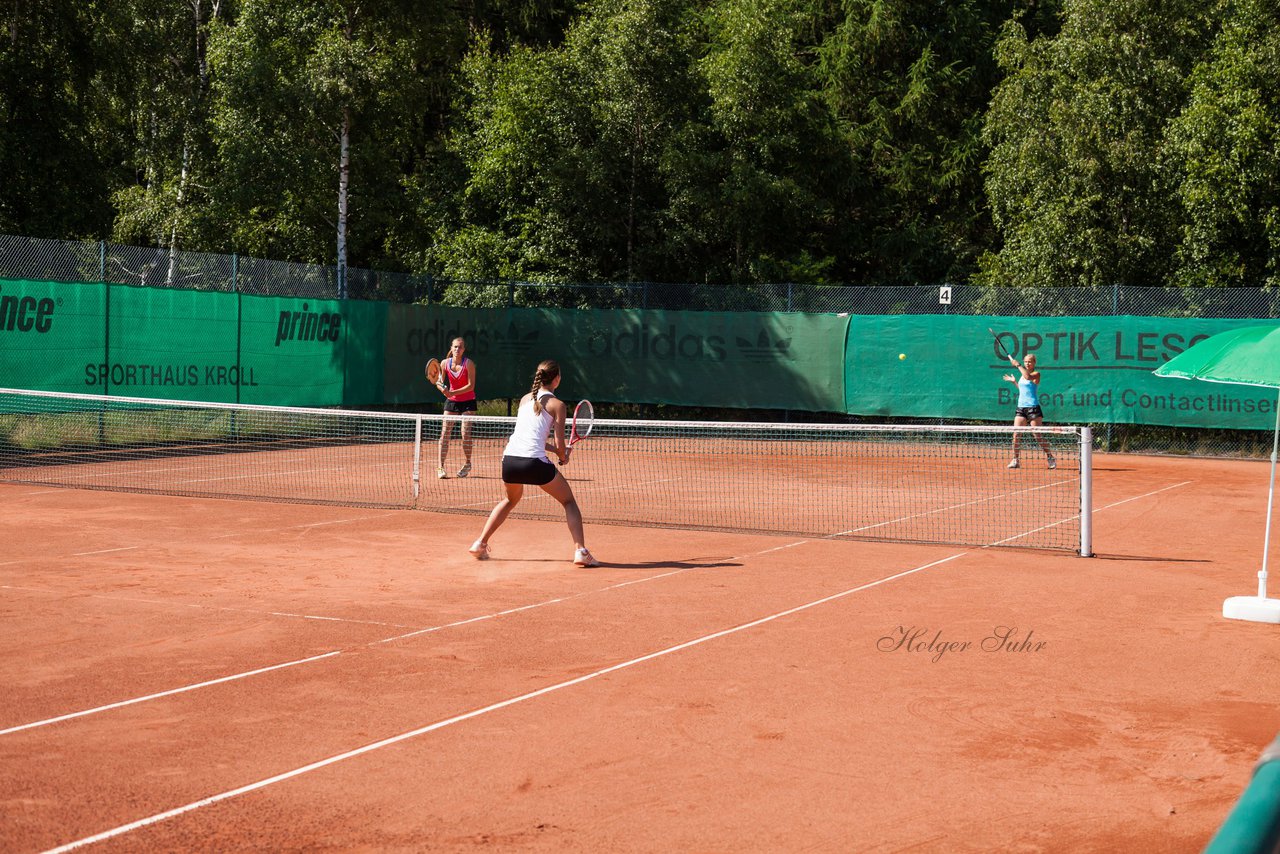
[
  {"x1": 569, "y1": 399, "x2": 594, "y2": 448},
  {"x1": 988, "y1": 328, "x2": 1012, "y2": 361},
  {"x1": 425, "y1": 358, "x2": 445, "y2": 391}
]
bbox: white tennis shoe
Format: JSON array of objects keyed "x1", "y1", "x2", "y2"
[
  {"x1": 1006, "y1": 458, "x2": 1020, "y2": 469},
  {"x1": 457, "y1": 462, "x2": 472, "y2": 478},
  {"x1": 1047, "y1": 457, "x2": 1057, "y2": 470},
  {"x1": 469, "y1": 540, "x2": 490, "y2": 560},
  {"x1": 573, "y1": 548, "x2": 600, "y2": 567}
]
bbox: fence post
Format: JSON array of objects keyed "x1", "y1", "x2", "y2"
[
  {"x1": 1108, "y1": 283, "x2": 1119, "y2": 449},
  {"x1": 98, "y1": 241, "x2": 106, "y2": 282}
]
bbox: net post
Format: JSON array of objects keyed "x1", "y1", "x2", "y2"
[
  {"x1": 1080, "y1": 426, "x2": 1093, "y2": 556},
  {"x1": 412, "y1": 415, "x2": 423, "y2": 500}
]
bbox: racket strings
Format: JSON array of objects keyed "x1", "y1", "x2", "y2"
[{"x1": 573, "y1": 401, "x2": 595, "y2": 440}]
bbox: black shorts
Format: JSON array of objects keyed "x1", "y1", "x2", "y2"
[
  {"x1": 1015, "y1": 406, "x2": 1045, "y2": 421},
  {"x1": 502, "y1": 455, "x2": 557, "y2": 485},
  {"x1": 444, "y1": 399, "x2": 478, "y2": 414}
]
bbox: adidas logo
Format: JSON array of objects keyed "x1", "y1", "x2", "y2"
[
  {"x1": 493, "y1": 324, "x2": 539, "y2": 354},
  {"x1": 735, "y1": 330, "x2": 792, "y2": 362},
  {"x1": 584, "y1": 325, "x2": 726, "y2": 360}
]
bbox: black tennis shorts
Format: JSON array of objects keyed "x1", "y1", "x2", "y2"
[
  {"x1": 1015, "y1": 405, "x2": 1045, "y2": 421},
  {"x1": 502, "y1": 455, "x2": 557, "y2": 485},
  {"x1": 444, "y1": 399, "x2": 478, "y2": 414}
]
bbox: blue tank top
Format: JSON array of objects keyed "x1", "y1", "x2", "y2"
[{"x1": 1017, "y1": 377, "x2": 1040, "y2": 408}]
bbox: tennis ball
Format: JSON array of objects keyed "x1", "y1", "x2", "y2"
[{"x1": 899, "y1": 353, "x2": 906, "y2": 360}]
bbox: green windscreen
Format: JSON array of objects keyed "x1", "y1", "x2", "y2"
[
  {"x1": 844, "y1": 315, "x2": 1280, "y2": 429},
  {"x1": 382, "y1": 304, "x2": 850, "y2": 412},
  {"x1": 0, "y1": 280, "x2": 387, "y2": 408},
  {"x1": 3, "y1": 277, "x2": 1277, "y2": 428}
]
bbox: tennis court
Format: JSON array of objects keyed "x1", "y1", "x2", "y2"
[{"x1": 2, "y1": 447, "x2": 1278, "y2": 852}]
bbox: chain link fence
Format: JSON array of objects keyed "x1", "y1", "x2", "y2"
[
  {"x1": 5, "y1": 233, "x2": 1280, "y2": 317},
  {"x1": 3, "y1": 233, "x2": 1278, "y2": 459},
  {"x1": 422, "y1": 279, "x2": 1280, "y2": 318}
]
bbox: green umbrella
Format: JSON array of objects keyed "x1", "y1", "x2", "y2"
[{"x1": 1155, "y1": 323, "x2": 1280, "y2": 623}]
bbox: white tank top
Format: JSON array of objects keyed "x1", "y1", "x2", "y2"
[{"x1": 503, "y1": 390, "x2": 556, "y2": 461}]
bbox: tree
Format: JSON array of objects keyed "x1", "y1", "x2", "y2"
[
  {"x1": 109, "y1": 0, "x2": 230, "y2": 285},
  {"x1": 981, "y1": 0, "x2": 1215, "y2": 290},
  {"x1": 0, "y1": 1, "x2": 117, "y2": 238},
  {"x1": 1165, "y1": 0, "x2": 1280, "y2": 288},
  {"x1": 675, "y1": 0, "x2": 846, "y2": 283},
  {"x1": 206, "y1": 0, "x2": 438, "y2": 284},
  {"x1": 814, "y1": 0, "x2": 1044, "y2": 285},
  {"x1": 440, "y1": 0, "x2": 706, "y2": 283}
]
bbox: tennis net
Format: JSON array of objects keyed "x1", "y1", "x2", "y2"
[{"x1": 0, "y1": 388, "x2": 1092, "y2": 553}]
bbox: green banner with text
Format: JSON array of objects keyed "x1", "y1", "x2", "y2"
[
  {"x1": 0, "y1": 279, "x2": 387, "y2": 407},
  {"x1": 5, "y1": 277, "x2": 1277, "y2": 428},
  {"x1": 844, "y1": 315, "x2": 1280, "y2": 429},
  {"x1": 382, "y1": 304, "x2": 850, "y2": 412}
]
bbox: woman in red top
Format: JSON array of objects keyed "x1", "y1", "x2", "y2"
[{"x1": 436, "y1": 337, "x2": 477, "y2": 478}]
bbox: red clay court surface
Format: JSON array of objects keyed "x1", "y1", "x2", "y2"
[{"x1": 1, "y1": 452, "x2": 1278, "y2": 852}]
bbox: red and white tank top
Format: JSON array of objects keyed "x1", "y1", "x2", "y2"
[{"x1": 443, "y1": 357, "x2": 475, "y2": 402}]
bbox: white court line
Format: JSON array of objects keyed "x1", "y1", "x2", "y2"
[
  {"x1": 989, "y1": 481, "x2": 1192, "y2": 547},
  {"x1": 40, "y1": 551, "x2": 969, "y2": 854},
  {"x1": 45, "y1": 456, "x2": 410, "y2": 483},
  {"x1": 375, "y1": 564, "x2": 708, "y2": 646},
  {"x1": 833, "y1": 478, "x2": 1071, "y2": 537},
  {"x1": 5, "y1": 481, "x2": 1189, "y2": 744},
  {"x1": 172, "y1": 466, "x2": 388, "y2": 485},
  {"x1": 0, "y1": 653, "x2": 340, "y2": 737},
  {"x1": 70, "y1": 547, "x2": 140, "y2": 557},
  {"x1": 1, "y1": 563, "x2": 715, "y2": 738},
  {"x1": 450, "y1": 475, "x2": 683, "y2": 509},
  {"x1": 0, "y1": 586, "x2": 418, "y2": 629},
  {"x1": 1095, "y1": 481, "x2": 1193, "y2": 510},
  {"x1": 290, "y1": 514, "x2": 400, "y2": 529},
  {"x1": 208, "y1": 513, "x2": 399, "y2": 538}
]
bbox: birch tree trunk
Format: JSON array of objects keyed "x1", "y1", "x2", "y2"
[
  {"x1": 167, "y1": 138, "x2": 189, "y2": 286},
  {"x1": 337, "y1": 104, "x2": 351, "y2": 298}
]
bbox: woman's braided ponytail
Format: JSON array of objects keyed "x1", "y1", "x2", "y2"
[{"x1": 530, "y1": 360, "x2": 560, "y2": 415}]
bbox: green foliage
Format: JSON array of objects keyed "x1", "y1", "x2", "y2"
[
  {"x1": 0, "y1": 2, "x2": 118, "y2": 237},
  {"x1": 813, "y1": 0, "x2": 1040, "y2": 285},
  {"x1": 1164, "y1": 0, "x2": 1280, "y2": 288},
  {"x1": 438, "y1": 0, "x2": 708, "y2": 283},
  {"x1": 683, "y1": 0, "x2": 844, "y2": 283},
  {"x1": 981, "y1": 0, "x2": 1216, "y2": 289},
  {"x1": 207, "y1": 1, "x2": 358, "y2": 261},
  {"x1": 8, "y1": 0, "x2": 1280, "y2": 294},
  {"x1": 105, "y1": 0, "x2": 226, "y2": 258}
]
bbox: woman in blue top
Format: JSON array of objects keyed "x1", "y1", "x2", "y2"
[{"x1": 1002, "y1": 352, "x2": 1057, "y2": 470}]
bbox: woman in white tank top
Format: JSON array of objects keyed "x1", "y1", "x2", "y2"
[{"x1": 469, "y1": 359, "x2": 599, "y2": 567}]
